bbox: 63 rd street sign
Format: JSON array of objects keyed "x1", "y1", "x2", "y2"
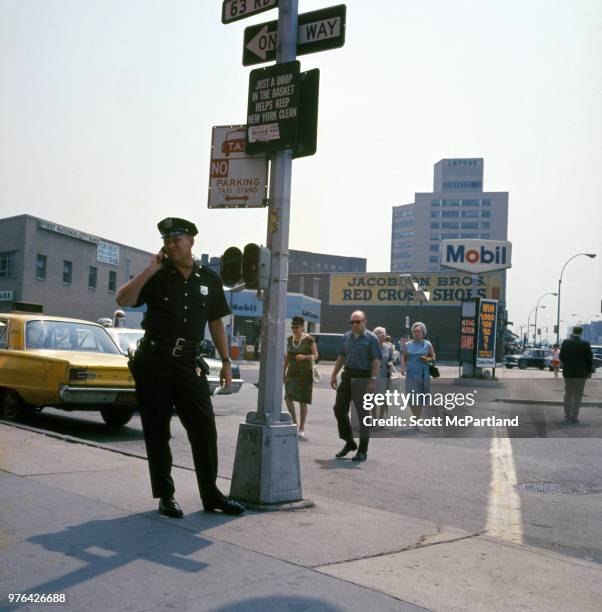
[
  {"x1": 243, "y1": 4, "x2": 346, "y2": 66},
  {"x1": 208, "y1": 125, "x2": 268, "y2": 208},
  {"x1": 222, "y1": 0, "x2": 278, "y2": 24}
]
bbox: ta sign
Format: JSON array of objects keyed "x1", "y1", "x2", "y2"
[{"x1": 441, "y1": 240, "x2": 512, "y2": 274}]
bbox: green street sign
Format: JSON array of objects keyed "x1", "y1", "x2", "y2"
[
  {"x1": 222, "y1": 0, "x2": 278, "y2": 25},
  {"x1": 246, "y1": 61, "x2": 301, "y2": 155},
  {"x1": 243, "y1": 4, "x2": 346, "y2": 66}
]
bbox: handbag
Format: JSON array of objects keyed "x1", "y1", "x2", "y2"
[
  {"x1": 312, "y1": 357, "x2": 321, "y2": 383},
  {"x1": 428, "y1": 362, "x2": 440, "y2": 378}
]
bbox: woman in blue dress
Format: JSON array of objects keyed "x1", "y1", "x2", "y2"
[{"x1": 401, "y1": 322, "x2": 436, "y2": 420}]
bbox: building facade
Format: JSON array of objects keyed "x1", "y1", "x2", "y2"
[
  {"x1": 288, "y1": 250, "x2": 366, "y2": 274},
  {"x1": 289, "y1": 270, "x2": 506, "y2": 362},
  {"x1": 391, "y1": 158, "x2": 509, "y2": 272},
  {"x1": 0, "y1": 215, "x2": 152, "y2": 321}
]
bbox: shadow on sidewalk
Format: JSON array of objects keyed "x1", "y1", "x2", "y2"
[
  {"x1": 23, "y1": 514, "x2": 211, "y2": 605},
  {"x1": 213, "y1": 596, "x2": 344, "y2": 611}
]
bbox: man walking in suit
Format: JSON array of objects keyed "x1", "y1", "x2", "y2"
[{"x1": 559, "y1": 326, "x2": 593, "y2": 423}]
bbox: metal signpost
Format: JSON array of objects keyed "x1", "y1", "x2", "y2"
[
  {"x1": 208, "y1": 125, "x2": 268, "y2": 208},
  {"x1": 243, "y1": 4, "x2": 346, "y2": 66},
  {"x1": 217, "y1": 1, "x2": 345, "y2": 506}
]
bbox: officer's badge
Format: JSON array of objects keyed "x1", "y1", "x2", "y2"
[{"x1": 200, "y1": 285, "x2": 209, "y2": 295}]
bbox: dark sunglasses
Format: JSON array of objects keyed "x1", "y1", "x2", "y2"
[{"x1": 349, "y1": 320, "x2": 364, "y2": 324}]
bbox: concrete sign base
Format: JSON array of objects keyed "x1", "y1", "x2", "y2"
[{"x1": 230, "y1": 418, "x2": 303, "y2": 504}]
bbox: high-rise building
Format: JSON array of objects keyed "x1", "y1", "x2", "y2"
[{"x1": 391, "y1": 158, "x2": 508, "y2": 272}]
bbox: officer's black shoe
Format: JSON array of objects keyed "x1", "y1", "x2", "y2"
[
  {"x1": 158, "y1": 497, "x2": 184, "y2": 518},
  {"x1": 335, "y1": 442, "x2": 358, "y2": 458},
  {"x1": 351, "y1": 451, "x2": 368, "y2": 462},
  {"x1": 204, "y1": 498, "x2": 246, "y2": 516}
]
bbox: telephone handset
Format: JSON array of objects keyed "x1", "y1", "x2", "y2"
[{"x1": 160, "y1": 247, "x2": 171, "y2": 267}]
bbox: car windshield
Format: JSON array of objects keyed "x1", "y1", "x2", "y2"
[
  {"x1": 114, "y1": 331, "x2": 144, "y2": 353},
  {"x1": 25, "y1": 320, "x2": 121, "y2": 354}
]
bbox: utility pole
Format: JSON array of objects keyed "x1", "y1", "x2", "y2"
[{"x1": 230, "y1": 0, "x2": 303, "y2": 506}]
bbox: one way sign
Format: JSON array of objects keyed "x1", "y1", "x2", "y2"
[{"x1": 243, "y1": 4, "x2": 346, "y2": 66}]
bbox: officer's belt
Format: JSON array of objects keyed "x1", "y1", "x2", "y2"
[{"x1": 144, "y1": 334, "x2": 200, "y2": 358}]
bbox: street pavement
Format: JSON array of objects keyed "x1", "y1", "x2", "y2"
[{"x1": 1, "y1": 364, "x2": 601, "y2": 610}]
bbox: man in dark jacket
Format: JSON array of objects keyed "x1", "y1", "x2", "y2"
[{"x1": 559, "y1": 326, "x2": 593, "y2": 423}]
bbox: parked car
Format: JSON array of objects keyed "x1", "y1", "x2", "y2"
[
  {"x1": 504, "y1": 347, "x2": 550, "y2": 369},
  {"x1": 0, "y1": 314, "x2": 136, "y2": 426},
  {"x1": 311, "y1": 333, "x2": 343, "y2": 362},
  {"x1": 106, "y1": 328, "x2": 243, "y2": 395}
]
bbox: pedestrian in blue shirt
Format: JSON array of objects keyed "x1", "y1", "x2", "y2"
[{"x1": 330, "y1": 311, "x2": 382, "y2": 462}]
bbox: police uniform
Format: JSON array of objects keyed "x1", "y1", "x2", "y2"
[{"x1": 130, "y1": 217, "x2": 233, "y2": 512}]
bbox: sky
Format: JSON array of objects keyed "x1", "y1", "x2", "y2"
[{"x1": 1, "y1": 0, "x2": 601, "y2": 338}]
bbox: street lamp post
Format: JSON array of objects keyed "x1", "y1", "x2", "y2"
[
  {"x1": 527, "y1": 306, "x2": 543, "y2": 347},
  {"x1": 556, "y1": 253, "x2": 597, "y2": 345},
  {"x1": 533, "y1": 292, "x2": 557, "y2": 345}
]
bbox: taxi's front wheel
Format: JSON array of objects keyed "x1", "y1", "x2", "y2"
[
  {"x1": 0, "y1": 389, "x2": 31, "y2": 421},
  {"x1": 100, "y1": 406, "x2": 134, "y2": 427}
]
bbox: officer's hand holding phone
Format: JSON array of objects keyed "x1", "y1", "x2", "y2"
[{"x1": 147, "y1": 249, "x2": 165, "y2": 274}]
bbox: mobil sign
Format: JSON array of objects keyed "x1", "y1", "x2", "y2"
[{"x1": 441, "y1": 240, "x2": 512, "y2": 273}]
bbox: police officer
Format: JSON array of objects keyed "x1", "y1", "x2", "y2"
[{"x1": 116, "y1": 217, "x2": 245, "y2": 518}]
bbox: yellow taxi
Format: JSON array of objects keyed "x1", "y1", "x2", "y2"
[{"x1": 0, "y1": 313, "x2": 137, "y2": 426}]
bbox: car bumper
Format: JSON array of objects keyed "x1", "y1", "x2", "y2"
[
  {"x1": 58, "y1": 385, "x2": 137, "y2": 405},
  {"x1": 208, "y1": 379, "x2": 243, "y2": 395}
]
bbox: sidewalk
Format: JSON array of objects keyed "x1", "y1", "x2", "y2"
[{"x1": 1, "y1": 423, "x2": 601, "y2": 611}]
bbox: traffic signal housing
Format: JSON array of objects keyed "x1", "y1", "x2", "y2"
[
  {"x1": 221, "y1": 246, "x2": 243, "y2": 287},
  {"x1": 243, "y1": 243, "x2": 271, "y2": 289},
  {"x1": 220, "y1": 244, "x2": 271, "y2": 290}
]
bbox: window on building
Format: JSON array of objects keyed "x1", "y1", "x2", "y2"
[
  {"x1": 108, "y1": 270, "x2": 117, "y2": 292},
  {"x1": 431, "y1": 200, "x2": 442, "y2": 207},
  {"x1": 461, "y1": 210, "x2": 479, "y2": 217},
  {"x1": 430, "y1": 244, "x2": 439, "y2": 252},
  {"x1": 461, "y1": 233, "x2": 480, "y2": 239},
  {"x1": 429, "y1": 255, "x2": 439, "y2": 263},
  {"x1": 431, "y1": 210, "x2": 442, "y2": 218},
  {"x1": 481, "y1": 210, "x2": 491, "y2": 217},
  {"x1": 442, "y1": 210, "x2": 459, "y2": 218},
  {"x1": 461, "y1": 199, "x2": 480, "y2": 207},
  {"x1": 460, "y1": 222, "x2": 479, "y2": 229},
  {"x1": 430, "y1": 233, "x2": 441, "y2": 240},
  {"x1": 88, "y1": 266, "x2": 97, "y2": 289},
  {"x1": 430, "y1": 222, "x2": 441, "y2": 229},
  {"x1": 442, "y1": 233, "x2": 459, "y2": 239},
  {"x1": 63, "y1": 261, "x2": 72, "y2": 284},
  {"x1": 480, "y1": 222, "x2": 490, "y2": 229},
  {"x1": 481, "y1": 233, "x2": 491, "y2": 239},
  {"x1": 35, "y1": 254, "x2": 47, "y2": 280},
  {"x1": 0, "y1": 252, "x2": 16, "y2": 278},
  {"x1": 396, "y1": 230, "x2": 414, "y2": 238},
  {"x1": 441, "y1": 222, "x2": 459, "y2": 228},
  {"x1": 482, "y1": 199, "x2": 491, "y2": 206}
]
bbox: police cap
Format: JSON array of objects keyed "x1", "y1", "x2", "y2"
[{"x1": 157, "y1": 217, "x2": 198, "y2": 238}]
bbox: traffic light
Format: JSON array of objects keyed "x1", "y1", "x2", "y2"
[
  {"x1": 242, "y1": 243, "x2": 271, "y2": 289},
  {"x1": 221, "y1": 247, "x2": 243, "y2": 287},
  {"x1": 220, "y1": 244, "x2": 271, "y2": 289}
]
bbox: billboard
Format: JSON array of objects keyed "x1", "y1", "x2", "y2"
[
  {"x1": 329, "y1": 272, "x2": 503, "y2": 306},
  {"x1": 441, "y1": 240, "x2": 512, "y2": 274},
  {"x1": 476, "y1": 299, "x2": 499, "y2": 367}
]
